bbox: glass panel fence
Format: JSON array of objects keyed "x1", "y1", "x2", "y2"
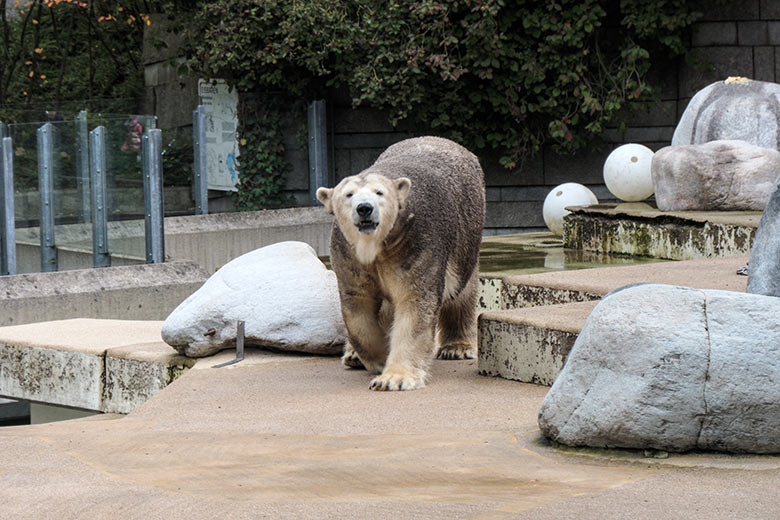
[{"x1": 6, "y1": 113, "x2": 158, "y2": 273}]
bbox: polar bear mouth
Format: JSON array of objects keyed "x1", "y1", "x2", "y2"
[{"x1": 357, "y1": 220, "x2": 378, "y2": 233}]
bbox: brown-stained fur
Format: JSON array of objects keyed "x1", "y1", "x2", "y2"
[{"x1": 316, "y1": 136, "x2": 485, "y2": 391}]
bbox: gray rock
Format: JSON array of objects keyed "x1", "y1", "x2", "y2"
[
  {"x1": 538, "y1": 283, "x2": 780, "y2": 454},
  {"x1": 651, "y1": 140, "x2": 780, "y2": 211},
  {"x1": 673, "y1": 78, "x2": 780, "y2": 150},
  {"x1": 161, "y1": 241, "x2": 346, "y2": 357},
  {"x1": 747, "y1": 174, "x2": 780, "y2": 296}
]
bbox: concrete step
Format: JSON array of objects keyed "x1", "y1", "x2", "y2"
[
  {"x1": 478, "y1": 255, "x2": 750, "y2": 385},
  {"x1": 479, "y1": 301, "x2": 596, "y2": 385},
  {"x1": 563, "y1": 204, "x2": 760, "y2": 260},
  {"x1": 499, "y1": 254, "x2": 748, "y2": 309},
  {"x1": 0, "y1": 319, "x2": 195, "y2": 414}
]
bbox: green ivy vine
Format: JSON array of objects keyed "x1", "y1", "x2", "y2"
[
  {"x1": 233, "y1": 99, "x2": 293, "y2": 211},
  {"x1": 184, "y1": 0, "x2": 715, "y2": 173}
]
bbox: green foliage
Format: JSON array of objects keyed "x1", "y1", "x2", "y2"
[
  {"x1": 0, "y1": 1, "x2": 153, "y2": 119},
  {"x1": 233, "y1": 100, "x2": 293, "y2": 211},
  {"x1": 186, "y1": 0, "x2": 708, "y2": 169},
  {"x1": 160, "y1": 137, "x2": 195, "y2": 188}
]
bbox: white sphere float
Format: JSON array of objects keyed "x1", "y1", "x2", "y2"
[
  {"x1": 543, "y1": 182, "x2": 599, "y2": 236},
  {"x1": 603, "y1": 143, "x2": 655, "y2": 201}
]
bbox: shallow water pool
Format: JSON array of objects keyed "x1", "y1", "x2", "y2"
[{"x1": 478, "y1": 232, "x2": 664, "y2": 277}]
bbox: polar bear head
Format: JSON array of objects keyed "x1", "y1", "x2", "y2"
[{"x1": 317, "y1": 173, "x2": 411, "y2": 264}]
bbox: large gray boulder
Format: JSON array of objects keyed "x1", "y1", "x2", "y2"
[
  {"x1": 538, "y1": 283, "x2": 780, "y2": 454},
  {"x1": 162, "y1": 241, "x2": 346, "y2": 358},
  {"x1": 747, "y1": 174, "x2": 780, "y2": 296},
  {"x1": 651, "y1": 140, "x2": 780, "y2": 211},
  {"x1": 673, "y1": 78, "x2": 780, "y2": 150}
]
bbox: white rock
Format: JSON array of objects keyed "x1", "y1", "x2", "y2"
[
  {"x1": 538, "y1": 283, "x2": 780, "y2": 454},
  {"x1": 651, "y1": 140, "x2": 780, "y2": 211},
  {"x1": 161, "y1": 241, "x2": 346, "y2": 357},
  {"x1": 673, "y1": 78, "x2": 780, "y2": 150},
  {"x1": 603, "y1": 144, "x2": 655, "y2": 202},
  {"x1": 542, "y1": 183, "x2": 598, "y2": 236}
]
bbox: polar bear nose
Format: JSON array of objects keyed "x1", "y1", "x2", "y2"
[{"x1": 356, "y1": 203, "x2": 373, "y2": 218}]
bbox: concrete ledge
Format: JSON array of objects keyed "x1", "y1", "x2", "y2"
[
  {"x1": 0, "y1": 319, "x2": 195, "y2": 413},
  {"x1": 500, "y1": 255, "x2": 748, "y2": 309},
  {"x1": 0, "y1": 261, "x2": 208, "y2": 327},
  {"x1": 164, "y1": 207, "x2": 333, "y2": 273},
  {"x1": 478, "y1": 302, "x2": 595, "y2": 385},
  {"x1": 13, "y1": 207, "x2": 334, "y2": 274},
  {"x1": 563, "y1": 205, "x2": 760, "y2": 260},
  {"x1": 104, "y1": 342, "x2": 194, "y2": 414}
]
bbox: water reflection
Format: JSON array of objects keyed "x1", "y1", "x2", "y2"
[
  {"x1": 320, "y1": 233, "x2": 664, "y2": 276},
  {"x1": 478, "y1": 233, "x2": 663, "y2": 276}
]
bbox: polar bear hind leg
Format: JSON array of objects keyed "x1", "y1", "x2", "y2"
[{"x1": 436, "y1": 268, "x2": 478, "y2": 360}]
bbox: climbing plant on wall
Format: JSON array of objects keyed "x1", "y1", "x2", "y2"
[
  {"x1": 233, "y1": 96, "x2": 294, "y2": 211},
  {"x1": 185, "y1": 0, "x2": 712, "y2": 173}
]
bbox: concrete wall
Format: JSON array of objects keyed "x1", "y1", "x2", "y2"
[
  {"x1": 0, "y1": 261, "x2": 208, "y2": 327},
  {"x1": 163, "y1": 207, "x2": 333, "y2": 273},
  {"x1": 12, "y1": 206, "x2": 333, "y2": 275}
]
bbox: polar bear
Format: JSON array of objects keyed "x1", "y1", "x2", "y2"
[{"x1": 316, "y1": 136, "x2": 485, "y2": 391}]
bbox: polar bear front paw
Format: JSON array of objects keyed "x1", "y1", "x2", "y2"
[
  {"x1": 369, "y1": 368, "x2": 426, "y2": 391},
  {"x1": 437, "y1": 342, "x2": 476, "y2": 360}
]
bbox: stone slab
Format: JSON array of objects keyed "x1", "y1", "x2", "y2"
[
  {"x1": 0, "y1": 319, "x2": 191, "y2": 413},
  {"x1": 0, "y1": 342, "x2": 103, "y2": 410},
  {"x1": 104, "y1": 342, "x2": 195, "y2": 414},
  {"x1": 478, "y1": 302, "x2": 595, "y2": 385},
  {"x1": 692, "y1": 22, "x2": 738, "y2": 46},
  {"x1": 165, "y1": 207, "x2": 334, "y2": 273},
  {"x1": 563, "y1": 204, "x2": 759, "y2": 260},
  {"x1": 501, "y1": 255, "x2": 749, "y2": 308},
  {"x1": 0, "y1": 261, "x2": 208, "y2": 327}
]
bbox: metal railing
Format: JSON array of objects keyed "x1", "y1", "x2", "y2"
[
  {"x1": 0, "y1": 113, "x2": 166, "y2": 275},
  {"x1": 0, "y1": 99, "x2": 331, "y2": 276}
]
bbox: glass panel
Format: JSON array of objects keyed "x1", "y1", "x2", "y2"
[
  {"x1": 5, "y1": 113, "x2": 158, "y2": 273},
  {"x1": 100, "y1": 115, "x2": 157, "y2": 261}
]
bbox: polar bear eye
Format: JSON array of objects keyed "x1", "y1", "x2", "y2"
[
  {"x1": 375, "y1": 190, "x2": 384, "y2": 196},
  {"x1": 345, "y1": 192, "x2": 353, "y2": 198}
]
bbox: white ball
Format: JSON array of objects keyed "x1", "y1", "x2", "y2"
[
  {"x1": 603, "y1": 143, "x2": 655, "y2": 201},
  {"x1": 543, "y1": 183, "x2": 599, "y2": 236}
]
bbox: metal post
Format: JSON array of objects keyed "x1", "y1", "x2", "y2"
[
  {"x1": 89, "y1": 126, "x2": 110, "y2": 268},
  {"x1": 308, "y1": 99, "x2": 328, "y2": 205},
  {"x1": 143, "y1": 128, "x2": 165, "y2": 264},
  {"x1": 74, "y1": 110, "x2": 90, "y2": 223},
  {"x1": 37, "y1": 123, "x2": 57, "y2": 272},
  {"x1": 1, "y1": 137, "x2": 16, "y2": 276},
  {"x1": 192, "y1": 105, "x2": 208, "y2": 215}
]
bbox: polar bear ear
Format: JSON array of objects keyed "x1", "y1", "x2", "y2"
[
  {"x1": 395, "y1": 177, "x2": 411, "y2": 208},
  {"x1": 316, "y1": 187, "x2": 334, "y2": 214}
]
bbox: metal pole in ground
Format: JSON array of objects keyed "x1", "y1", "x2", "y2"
[
  {"x1": 89, "y1": 126, "x2": 110, "y2": 268},
  {"x1": 308, "y1": 100, "x2": 328, "y2": 205},
  {"x1": 37, "y1": 122, "x2": 57, "y2": 272},
  {"x1": 142, "y1": 128, "x2": 165, "y2": 264},
  {"x1": 192, "y1": 105, "x2": 208, "y2": 215},
  {"x1": 1, "y1": 137, "x2": 16, "y2": 275},
  {"x1": 74, "y1": 110, "x2": 90, "y2": 224}
]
